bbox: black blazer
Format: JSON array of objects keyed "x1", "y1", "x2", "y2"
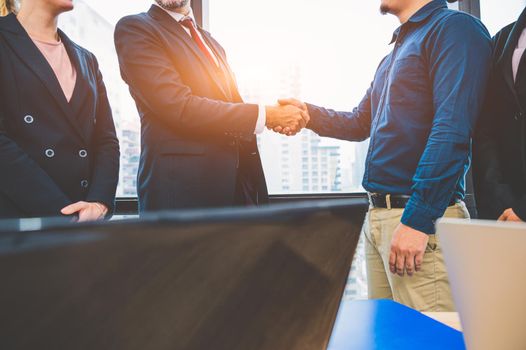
[
  {"x1": 114, "y1": 6, "x2": 268, "y2": 213},
  {"x1": 473, "y1": 7, "x2": 526, "y2": 220},
  {"x1": 0, "y1": 14, "x2": 120, "y2": 219}
]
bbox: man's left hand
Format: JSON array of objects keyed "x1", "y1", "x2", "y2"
[{"x1": 389, "y1": 223, "x2": 429, "y2": 277}]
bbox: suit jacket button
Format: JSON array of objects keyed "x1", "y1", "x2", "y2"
[
  {"x1": 79, "y1": 149, "x2": 88, "y2": 158},
  {"x1": 24, "y1": 115, "x2": 34, "y2": 124},
  {"x1": 516, "y1": 112, "x2": 524, "y2": 121},
  {"x1": 81, "y1": 180, "x2": 89, "y2": 188},
  {"x1": 45, "y1": 149, "x2": 55, "y2": 158}
]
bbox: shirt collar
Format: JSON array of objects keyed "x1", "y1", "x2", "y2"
[
  {"x1": 408, "y1": 0, "x2": 447, "y2": 23},
  {"x1": 389, "y1": 0, "x2": 447, "y2": 44},
  {"x1": 153, "y1": 3, "x2": 195, "y2": 23}
]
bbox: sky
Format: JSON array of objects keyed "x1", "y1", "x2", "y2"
[
  {"x1": 72, "y1": 0, "x2": 400, "y2": 109},
  {"x1": 80, "y1": 0, "x2": 526, "y2": 35},
  {"x1": 81, "y1": 0, "x2": 153, "y2": 25},
  {"x1": 479, "y1": 0, "x2": 526, "y2": 35},
  {"x1": 209, "y1": 0, "x2": 399, "y2": 109}
]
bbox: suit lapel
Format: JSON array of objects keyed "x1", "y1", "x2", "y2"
[
  {"x1": 199, "y1": 29, "x2": 240, "y2": 101},
  {"x1": 498, "y1": 7, "x2": 526, "y2": 101},
  {"x1": 1, "y1": 15, "x2": 86, "y2": 141},
  {"x1": 148, "y1": 6, "x2": 230, "y2": 100},
  {"x1": 60, "y1": 30, "x2": 93, "y2": 141}
]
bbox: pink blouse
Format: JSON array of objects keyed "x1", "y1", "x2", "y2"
[
  {"x1": 512, "y1": 28, "x2": 526, "y2": 83},
  {"x1": 31, "y1": 36, "x2": 77, "y2": 102}
]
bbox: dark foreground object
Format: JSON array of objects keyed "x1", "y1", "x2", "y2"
[{"x1": 0, "y1": 199, "x2": 367, "y2": 350}]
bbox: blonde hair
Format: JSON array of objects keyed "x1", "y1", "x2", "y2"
[{"x1": 0, "y1": 0, "x2": 17, "y2": 16}]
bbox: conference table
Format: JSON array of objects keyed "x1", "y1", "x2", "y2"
[{"x1": 328, "y1": 300, "x2": 466, "y2": 350}]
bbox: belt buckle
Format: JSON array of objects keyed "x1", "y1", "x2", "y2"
[{"x1": 367, "y1": 192, "x2": 374, "y2": 207}]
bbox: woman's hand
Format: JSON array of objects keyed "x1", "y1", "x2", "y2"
[
  {"x1": 498, "y1": 208, "x2": 523, "y2": 222},
  {"x1": 61, "y1": 201, "x2": 108, "y2": 222}
]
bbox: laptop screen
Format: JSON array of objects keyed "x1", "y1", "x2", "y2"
[{"x1": 0, "y1": 199, "x2": 367, "y2": 350}]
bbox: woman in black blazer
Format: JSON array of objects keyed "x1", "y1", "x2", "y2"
[
  {"x1": 0, "y1": 0, "x2": 119, "y2": 221},
  {"x1": 473, "y1": 7, "x2": 526, "y2": 222}
]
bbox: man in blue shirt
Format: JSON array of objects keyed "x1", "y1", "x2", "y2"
[{"x1": 278, "y1": 0, "x2": 492, "y2": 311}]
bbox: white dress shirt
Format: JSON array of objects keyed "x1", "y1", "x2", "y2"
[
  {"x1": 512, "y1": 28, "x2": 526, "y2": 83},
  {"x1": 153, "y1": 3, "x2": 266, "y2": 134}
]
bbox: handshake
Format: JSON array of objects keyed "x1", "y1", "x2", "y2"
[{"x1": 265, "y1": 98, "x2": 309, "y2": 136}]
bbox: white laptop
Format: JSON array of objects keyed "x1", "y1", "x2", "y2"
[{"x1": 437, "y1": 219, "x2": 526, "y2": 350}]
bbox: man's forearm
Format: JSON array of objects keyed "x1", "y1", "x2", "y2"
[{"x1": 306, "y1": 103, "x2": 371, "y2": 142}]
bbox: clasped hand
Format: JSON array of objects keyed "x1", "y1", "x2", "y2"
[
  {"x1": 266, "y1": 98, "x2": 310, "y2": 136},
  {"x1": 61, "y1": 201, "x2": 108, "y2": 222}
]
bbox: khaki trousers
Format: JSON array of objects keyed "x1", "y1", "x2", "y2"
[{"x1": 364, "y1": 202, "x2": 470, "y2": 312}]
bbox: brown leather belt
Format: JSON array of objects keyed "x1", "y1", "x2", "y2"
[{"x1": 368, "y1": 193, "x2": 457, "y2": 209}]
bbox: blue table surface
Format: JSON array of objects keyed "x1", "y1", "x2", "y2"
[{"x1": 328, "y1": 299, "x2": 466, "y2": 350}]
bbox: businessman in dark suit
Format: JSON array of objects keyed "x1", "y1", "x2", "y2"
[
  {"x1": 473, "y1": 6, "x2": 526, "y2": 222},
  {"x1": 114, "y1": 0, "x2": 306, "y2": 214}
]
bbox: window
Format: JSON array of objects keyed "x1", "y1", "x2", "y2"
[
  {"x1": 59, "y1": 0, "x2": 491, "y2": 198},
  {"x1": 479, "y1": 0, "x2": 526, "y2": 35},
  {"x1": 59, "y1": 0, "x2": 471, "y2": 301},
  {"x1": 209, "y1": 0, "x2": 401, "y2": 195},
  {"x1": 62, "y1": 0, "x2": 391, "y2": 198},
  {"x1": 60, "y1": 1, "x2": 152, "y2": 198}
]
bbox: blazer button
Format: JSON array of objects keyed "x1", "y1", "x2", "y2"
[
  {"x1": 79, "y1": 149, "x2": 88, "y2": 158},
  {"x1": 80, "y1": 180, "x2": 89, "y2": 188},
  {"x1": 45, "y1": 149, "x2": 55, "y2": 158},
  {"x1": 515, "y1": 112, "x2": 524, "y2": 121},
  {"x1": 24, "y1": 115, "x2": 34, "y2": 124}
]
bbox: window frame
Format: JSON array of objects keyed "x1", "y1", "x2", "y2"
[
  {"x1": 459, "y1": 0, "x2": 481, "y2": 18},
  {"x1": 114, "y1": 0, "x2": 482, "y2": 214}
]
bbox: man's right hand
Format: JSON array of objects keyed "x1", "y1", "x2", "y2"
[
  {"x1": 271, "y1": 98, "x2": 310, "y2": 135},
  {"x1": 265, "y1": 104, "x2": 309, "y2": 136}
]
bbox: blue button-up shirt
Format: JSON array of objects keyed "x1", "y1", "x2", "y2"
[{"x1": 306, "y1": 0, "x2": 492, "y2": 234}]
